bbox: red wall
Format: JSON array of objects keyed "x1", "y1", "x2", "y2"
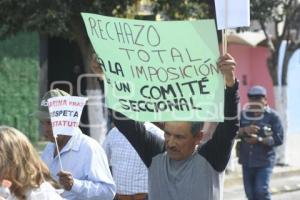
[{"x1": 228, "y1": 44, "x2": 275, "y2": 108}]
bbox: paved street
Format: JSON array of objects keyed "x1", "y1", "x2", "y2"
[
  {"x1": 224, "y1": 174, "x2": 300, "y2": 200},
  {"x1": 273, "y1": 190, "x2": 300, "y2": 200},
  {"x1": 225, "y1": 189, "x2": 300, "y2": 200}
]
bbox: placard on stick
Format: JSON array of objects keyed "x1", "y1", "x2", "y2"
[
  {"x1": 48, "y1": 96, "x2": 87, "y2": 136},
  {"x1": 214, "y1": 0, "x2": 250, "y2": 30}
]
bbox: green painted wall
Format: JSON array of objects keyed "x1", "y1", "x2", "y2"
[{"x1": 0, "y1": 32, "x2": 39, "y2": 142}]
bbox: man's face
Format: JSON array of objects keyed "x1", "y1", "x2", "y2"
[
  {"x1": 41, "y1": 119, "x2": 71, "y2": 145},
  {"x1": 164, "y1": 122, "x2": 203, "y2": 161},
  {"x1": 248, "y1": 96, "x2": 267, "y2": 112},
  {"x1": 41, "y1": 119, "x2": 55, "y2": 142}
]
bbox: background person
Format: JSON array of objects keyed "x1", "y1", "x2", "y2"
[
  {"x1": 238, "y1": 85, "x2": 284, "y2": 200},
  {"x1": 36, "y1": 89, "x2": 116, "y2": 200},
  {"x1": 103, "y1": 122, "x2": 164, "y2": 200},
  {"x1": 0, "y1": 126, "x2": 63, "y2": 200}
]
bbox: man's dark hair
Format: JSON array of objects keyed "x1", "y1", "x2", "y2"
[{"x1": 191, "y1": 122, "x2": 204, "y2": 136}]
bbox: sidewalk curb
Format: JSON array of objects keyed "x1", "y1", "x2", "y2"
[
  {"x1": 224, "y1": 167, "x2": 300, "y2": 189},
  {"x1": 271, "y1": 183, "x2": 300, "y2": 195},
  {"x1": 270, "y1": 168, "x2": 300, "y2": 195},
  {"x1": 272, "y1": 168, "x2": 300, "y2": 179},
  {"x1": 224, "y1": 174, "x2": 243, "y2": 188}
]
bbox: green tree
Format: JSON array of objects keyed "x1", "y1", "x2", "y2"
[
  {"x1": 251, "y1": 0, "x2": 300, "y2": 164},
  {"x1": 154, "y1": 0, "x2": 214, "y2": 20},
  {"x1": 0, "y1": 32, "x2": 39, "y2": 141},
  {"x1": 0, "y1": 0, "x2": 139, "y2": 141},
  {"x1": 0, "y1": 0, "x2": 136, "y2": 86},
  {"x1": 0, "y1": 0, "x2": 215, "y2": 81}
]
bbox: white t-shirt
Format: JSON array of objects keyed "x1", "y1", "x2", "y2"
[{"x1": 7, "y1": 182, "x2": 63, "y2": 200}]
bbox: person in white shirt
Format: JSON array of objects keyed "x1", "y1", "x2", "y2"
[
  {"x1": 103, "y1": 122, "x2": 163, "y2": 200},
  {"x1": 0, "y1": 126, "x2": 63, "y2": 200},
  {"x1": 36, "y1": 89, "x2": 116, "y2": 200}
]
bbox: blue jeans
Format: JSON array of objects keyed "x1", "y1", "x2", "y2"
[{"x1": 242, "y1": 165, "x2": 273, "y2": 200}]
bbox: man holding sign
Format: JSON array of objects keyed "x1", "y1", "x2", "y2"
[
  {"x1": 110, "y1": 54, "x2": 238, "y2": 200},
  {"x1": 35, "y1": 89, "x2": 116, "y2": 200},
  {"x1": 83, "y1": 14, "x2": 239, "y2": 200}
]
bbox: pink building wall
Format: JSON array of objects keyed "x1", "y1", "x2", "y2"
[{"x1": 228, "y1": 44, "x2": 275, "y2": 108}]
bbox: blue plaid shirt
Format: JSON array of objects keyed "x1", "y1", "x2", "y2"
[{"x1": 238, "y1": 107, "x2": 284, "y2": 167}]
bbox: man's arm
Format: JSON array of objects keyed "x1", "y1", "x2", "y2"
[
  {"x1": 111, "y1": 111, "x2": 165, "y2": 167},
  {"x1": 237, "y1": 111, "x2": 283, "y2": 147},
  {"x1": 199, "y1": 53, "x2": 240, "y2": 172},
  {"x1": 65, "y1": 144, "x2": 116, "y2": 200},
  {"x1": 265, "y1": 112, "x2": 284, "y2": 147},
  {"x1": 199, "y1": 82, "x2": 239, "y2": 172}
]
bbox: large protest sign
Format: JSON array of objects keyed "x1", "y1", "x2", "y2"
[
  {"x1": 82, "y1": 13, "x2": 224, "y2": 122},
  {"x1": 48, "y1": 96, "x2": 87, "y2": 136},
  {"x1": 214, "y1": 0, "x2": 250, "y2": 30}
]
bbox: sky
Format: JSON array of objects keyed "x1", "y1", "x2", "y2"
[{"x1": 287, "y1": 49, "x2": 300, "y2": 134}]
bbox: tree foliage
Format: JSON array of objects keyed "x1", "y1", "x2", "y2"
[
  {"x1": 0, "y1": 0, "x2": 133, "y2": 39},
  {"x1": 0, "y1": 0, "x2": 214, "y2": 40},
  {"x1": 154, "y1": 0, "x2": 215, "y2": 20},
  {"x1": 250, "y1": 0, "x2": 300, "y2": 85},
  {"x1": 0, "y1": 32, "x2": 39, "y2": 142}
]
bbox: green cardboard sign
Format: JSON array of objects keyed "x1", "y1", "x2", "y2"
[{"x1": 82, "y1": 13, "x2": 224, "y2": 122}]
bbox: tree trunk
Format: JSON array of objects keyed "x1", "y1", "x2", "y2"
[
  {"x1": 69, "y1": 15, "x2": 100, "y2": 90},
  {"x1": 273, "y1": 45, "x2": 294, "y2": 165},
  {"x1": 268, "y1": 40, "x2": 295, "y2": 165},
  {"x1": 86, "y1": 89, "x2": 108, "y2": 144},
  {"x1": 273, "y1": 85, "x2": 287, "y2": 164},
  {"x1": 70, "y1": 16, "x2": 108, "y2": 141},
  {"x1": 268, "y1": 56, "x2": 285, "y2": 164},
  {"x1": 38, "y1": 34, "x2": 49, "y2": 138}
]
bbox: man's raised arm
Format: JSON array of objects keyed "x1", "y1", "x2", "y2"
[{"x1": 199, "y1": 53, "x2": 240, "y2": 172}]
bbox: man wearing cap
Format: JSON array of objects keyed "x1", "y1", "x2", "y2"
[
  {"x1": 238, "y1": 85, "x2": 283, "y2": 200},
  {"x1": 36, "y1": 89, "x2": 116, "y2": 200}
]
